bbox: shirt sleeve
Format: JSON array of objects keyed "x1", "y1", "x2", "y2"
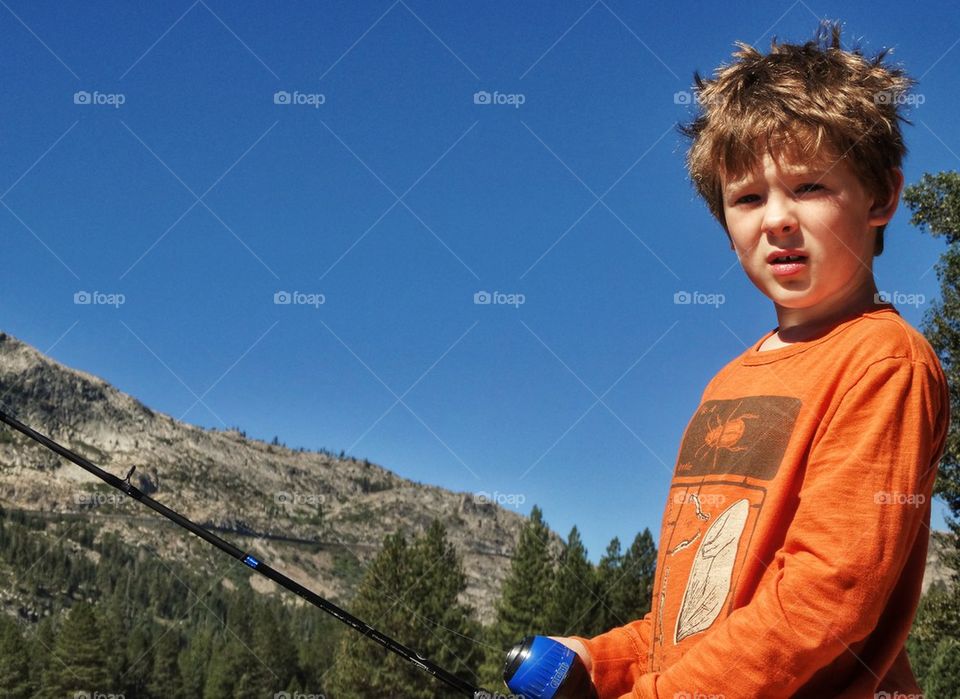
[
  {"x1": 571, "y1": 613, "x2": 654, "y2": 696},
  {"x1": 602, "y1": 356, "x2": 946, "y2": 698}
]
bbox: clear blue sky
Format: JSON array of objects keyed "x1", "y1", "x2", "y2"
[{"x1": 1, "y1": 0, "x2": 957, "y2": 560}]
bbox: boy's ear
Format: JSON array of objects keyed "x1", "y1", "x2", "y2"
[{"x1": 868, "y1": 168, "x2": 904, "y2": 227}]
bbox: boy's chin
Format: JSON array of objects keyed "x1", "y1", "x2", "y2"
[
  {"x1": 769, "y1": 297, "x2": 818, "y2": 312},
  {"x1": 754, "y1": 282, "x2": 815, "y2": 307},
  {"x1": 765, "y1": 289, "x2": 840, "y2": 315},
  {"x1": 767, "y1": 289, "x2": 814, "y2": 305},
  {"x1": 765, "y1": 287, "x2": 880, "y2": 320}
]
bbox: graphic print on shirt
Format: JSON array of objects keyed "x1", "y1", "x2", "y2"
[
  {"x1": 654, "y1": 395, "x2": 802, "y2": 659},
  {"x1": 676, "y1": 396, "x2": 801, "y2": 480},
  {"x1": 674, "y1": 498, "x2": 749, "y2": 641}
]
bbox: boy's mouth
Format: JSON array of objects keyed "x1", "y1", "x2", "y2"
[{"x1": 766, "y1": 249, "x2": 808, "y2": 276}]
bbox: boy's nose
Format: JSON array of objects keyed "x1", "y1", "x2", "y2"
[{"x1": 760, "y1": 194, "x2": 798, "y2": 236}]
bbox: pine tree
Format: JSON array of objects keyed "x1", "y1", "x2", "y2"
[
  {"x1": 247, "y1": 600, "x2": 299, "y2": 697},
  {"x1": 908, "y1": 583, "x2": 960, "y2": 688},
  {"x1": 611, "y1": 529, "x2": 657, "y2": 623},
  {"x1": 28, "y1": 616, "x2": 56, "y2": 695},
  {"x1": 328, "y1": 530, "x2": 411, "y2": 698},
  {"x1": 201, "y1": 585, "x2": 266, "y2": 699},
  {"x1": 544, "y1": 526, "x2": 595, "y2": 636},
  {"x1": 903, "y1": 172, "x2": 960, "y2": 693},
  {"x1": 179, "y1": 625, "x2": 215, "y2": 697},
  {"x1": 589, "y1": 536, "x2": 623, "y2": 635},
  {"x1": 584, "y1": 530, "x2": 657, "y2": 636},
  {"x1": 203, "y1": 634, "x2": 255, "y2": 699},
  {"x1": 121, "y1": 613, "x2": 155, "y2": 697},
  {"x1": 43, "y1": 603, "x2": 114, "y2": 697},
  {"x1": 922, "y1": 637, "x2": 960, "y2": 699},
  {"x1": 0, "y1": 614, "x2": 31, "y2": 698},
  {"x1": 90, "y1": 589, "x2": 143, "y2": 697},
  {"x1": 480, "y1": 505, "x2": 555, "y2": 688},
  {"x1": 904, "y1": 172, "x2": 960, "y2": 570},
  {"x1": 329, "y1": 522, "x2": 482, "y2": 698},
  {"x1": 147, "y1": 623, "x2": 185, "y2": 698},
  {"x1": 407, "y1": 519, "x2": 483, "y2": 686},
  {"x1": 295, "y1": 614, "x2": 341, "y2": 695}
]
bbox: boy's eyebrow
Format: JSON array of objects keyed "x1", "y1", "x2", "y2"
[
  {"x1": 780, "y1": 164, "x2": 832, "y2": 178},
  {"x1": 723, "y1": 176, "x2": 755, "y2": 193},
  {"x1": 723, "y1": 165, "x2": 832, "y2": 191}
]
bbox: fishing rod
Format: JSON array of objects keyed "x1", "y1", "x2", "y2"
[
  {"x1": 0, "y1": 408, "x2": 491, "y2": 698},
  {"x1": 0, "y1": 408, "x2": 597, "y2": 699}
]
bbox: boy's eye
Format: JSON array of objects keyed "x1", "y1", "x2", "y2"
[{"x1": 732, "y1": 184, "x2": 823, "y2": 205}]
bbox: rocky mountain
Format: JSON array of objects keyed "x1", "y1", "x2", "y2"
[
  {"x1": 922, "y1": 530, "x2": 957, "y2": 595},
  {"x1": 0, "y1": 331, "x2": 528, "y2": 623}
]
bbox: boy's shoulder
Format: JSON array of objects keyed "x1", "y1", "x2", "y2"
[
  {"x1": 824, "y1": 307, "x2": 940, "y2": 369},
  {"x1": 747, "y1": 307, "x2": 939, "y2": 367},
  {"x1": 702, "y1": 308, "x2": 942, "y2": 399}
]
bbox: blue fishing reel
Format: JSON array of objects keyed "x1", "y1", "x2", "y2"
[{"x1": 503, "y1": 635, "x2": 598, "y2": 699}]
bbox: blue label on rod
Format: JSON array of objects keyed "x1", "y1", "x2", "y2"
[{"x1": 243, "y1": 555, "x2": 260, "y2": 569}]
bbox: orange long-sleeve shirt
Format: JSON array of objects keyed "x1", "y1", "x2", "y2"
[{"x1": 576, "y1": 307, "x2": 949, "y2": 698}]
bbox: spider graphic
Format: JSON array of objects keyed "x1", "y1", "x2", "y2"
[{"x1": 695, "y1": 402, "x2": 759, "y2": 470}]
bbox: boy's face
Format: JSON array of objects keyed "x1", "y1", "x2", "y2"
[{"x1": 721, "y1": 150, "x2": 898, "y2": 321}]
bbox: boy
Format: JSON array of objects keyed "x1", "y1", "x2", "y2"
[{"x1": 554, "y1": 21, "x2": 950, "y2": 698}]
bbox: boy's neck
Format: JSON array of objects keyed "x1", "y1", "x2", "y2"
[{"x1": 770, "y1": 276, "x2": 882, "y2": 346}]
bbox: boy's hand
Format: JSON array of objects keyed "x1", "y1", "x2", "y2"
[{"x1": 549, "y1": 636, "x2": 593, "y2": 673}]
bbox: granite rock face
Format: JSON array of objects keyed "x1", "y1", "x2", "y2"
[{"x1": 0, "y1": 331, "x2": 531, "y2": 622}]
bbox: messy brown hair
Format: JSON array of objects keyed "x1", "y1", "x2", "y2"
[{"x1": 679, "y1": 20, "x2": 915, "y2": 255}]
